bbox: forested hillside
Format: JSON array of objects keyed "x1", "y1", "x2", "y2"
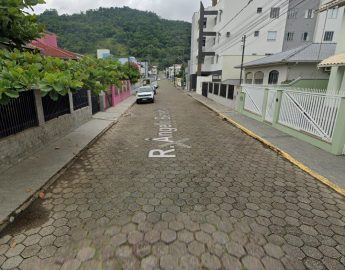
[{"x1": 37, "y1": 7, "x2": 191, "y2": 67}]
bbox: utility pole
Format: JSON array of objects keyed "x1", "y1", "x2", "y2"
[{"x1": 239, "y1": 35, "x2": 246, "y2": 85}]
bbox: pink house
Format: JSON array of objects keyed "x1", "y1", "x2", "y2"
[{"x1": 29, "y1": 32, "x2": 78, "y2": 60}]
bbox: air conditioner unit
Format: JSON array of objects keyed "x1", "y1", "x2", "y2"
[{"x1": 226, "y1": 32, "x2": 231, "y2": 38}]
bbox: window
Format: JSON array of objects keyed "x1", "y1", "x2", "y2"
[
  {"x1": 254, "y1": 72, "x2": 264, "y2": 84},
  {"x1": 302, "y1": 32, "x2": 309, "y2": 41},
  {"x1": 203, "y1": 18, "x2": 207, "y2": 29},
  {"x1": 286, "y1": 32, "x2": 294, "y2": 41},
  {"x1": 245, "y1": 72, "x2": 253, "y2": 84},
  {"x1": 305, "y1": 9, "x2": 314, "y2": 19},
  {"x1": 216, "y1": 55, "x2": 219, "y2": 63},
  {"x1": 217, "y1": 33, "x2": 221, "y2": 44},
  {"x1": 324, "y1": 31, "x2": 334, "y2": 41},
  {"x1": 267, "y1": 31, "x2": 277, "y2": 41},
  {"x1": 270, "y1": 7, "x2": 280, "y2": 18},
  {"x1": 213, "y1": 37, "x2": 216, "y2": 45},
  {"x1": 257, "y1": 7, "x2": 263, "y2": 13},
  {"x1": 254, "y1": 31, "x2": 260, "y2": 37},
  {"x1": 226, "y1": 32, "x2": 231, "y2": 38},
  {"x1": 288, "y1": 9, "x2": 297, "y2": 19},
  {"x1": 268, "y1": 70, "x2": 279, "y2": 84},
  {"x1": 202, "y1": 37, "x2": 206, "y2": 47},
  {"x1": 328, "y1": 8, "x2": 338, "y2": 19},
  {"x1": 219, "y1": 10, "x2": 222, "y2": 22}
]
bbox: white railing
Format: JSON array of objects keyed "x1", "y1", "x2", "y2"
[
  {"x1": 279, "y1": 91, "x2": 341, "y2": 142},
  {"x1": 241, "y1": 85, "x2": 343, "y2": 143},
  {"x1": 265, "y1": 90, "x2": 277, "y2": 123},
  {"x1": 242, "y1": 85, "x2": 265, "y2": 116}
]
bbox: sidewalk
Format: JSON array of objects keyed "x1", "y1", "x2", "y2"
[
  {"x1": 188, "y1": 92, "x2": 345, "y2": 192},
  {"x1": 0, "y1": 96, "x2": 136, "y2": 229}
]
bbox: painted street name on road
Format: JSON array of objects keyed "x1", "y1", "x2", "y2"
[{"x1": 148, "y1": 109, "x2": 190, "y2": 158}]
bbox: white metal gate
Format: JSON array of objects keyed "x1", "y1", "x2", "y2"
[
  {"x1": 278, "y1": 91, "x2": 341, "y2": 142},
  {"x1": 242, "y1": 85, "x2": 265, "y2": 116},
  {"x1": 265, "y1": 90, "x2": 277, "y2": 123}
]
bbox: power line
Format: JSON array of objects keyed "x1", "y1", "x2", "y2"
[
  {"x1": 203, "y1": 0, "x2": 280, "y2": 47},
  {"x1": 206, "y1": 0, "x2": 282, "y2": 45},
  {"x1": 217, "y1": 0, "x2": 308, "y2": 55},
  {"x1": 215, "y1": 0, "x2": 289, "y2": 53}
]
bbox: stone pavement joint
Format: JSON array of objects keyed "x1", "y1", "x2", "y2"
[
  {"x1": 188, "y1": 92, "x2": 345, "y2": 197},
  {"x1": 0, "y1": 81, "x2": 345, "y2": 269}
]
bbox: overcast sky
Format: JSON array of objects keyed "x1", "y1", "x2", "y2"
[{"x1": 33, "y1": 0, "x2": 212, "y2": 22}]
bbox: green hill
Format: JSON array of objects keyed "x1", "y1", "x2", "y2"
[{"x1": 37, "y1": 7, "x2": 191, "y2": 68}]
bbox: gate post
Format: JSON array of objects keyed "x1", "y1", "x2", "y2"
[
  {"x1": 99, "y1": 92, "x2": 106, "y2": 112},
  {"x1": 272, "y1": 90, "x2": 283, "y2": 127},
  {"x1": 262, "y1": 88, "x2": 269, "y2": 121},
  {"x1": 68, "y1": 91, "x2": 75, "y2": 114},
  {"x1": 331, "y1": 97, "x2": 345, "y2": 155},
  {"x1": 87, "y1": 90, "x2": 92, "y2": 113},
  {"x1": 33, "y1": 90, "x2": 45, "y2": 126}
]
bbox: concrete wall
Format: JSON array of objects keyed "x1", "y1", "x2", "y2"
[
  {"x1": 283, "y1": 0, "x2": 320, "y2": 51},
  {"x1": 221, "y1": 55, "x2": 265, "y2": 82},
  {"x1": 314, "y1": 4, "x2": 344, "y2": 44},
  {"x1": 287, "y1": 63, "x2": 330, "y2": 80},
  {"x1": 196, "y1": 75, "x2": 213, "y2": 94},
  {"x1": 0, "y1": 106, "x2": 92, "y2": 173}
]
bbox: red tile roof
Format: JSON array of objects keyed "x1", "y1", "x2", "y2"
[{"x1": 29, "y1": 40, "x2": 78, "y2": 60}]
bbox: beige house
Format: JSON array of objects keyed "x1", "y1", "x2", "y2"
[{"x1": 238, "y1": 43, "x2": 336, "y2": 86}]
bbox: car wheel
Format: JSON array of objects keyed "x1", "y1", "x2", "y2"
[{"x1": 136, "y1": 100, "x2": 140, "y2": 104}]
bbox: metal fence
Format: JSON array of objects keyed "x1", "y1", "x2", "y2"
[
  {"x1": 73, "y1": 89, "x2": 89, "y2": 110},
  {"x1": 0, "y1": 91, "x2": 38, "y2": 138},
  {"x1": 206, "y1": 82, "x2": 235, "y2": 100},
  {"x1": 42, "y1": 94, "x2": 70, "y2": 122}
]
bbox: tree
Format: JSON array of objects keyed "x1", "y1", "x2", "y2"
[{"x1": 0, "y1": 0, "x2": 45, "y2": 48}]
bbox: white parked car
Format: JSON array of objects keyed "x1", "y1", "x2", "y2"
[{"x1": 136, "y1": 86, "x2": 155, "y2": 104}]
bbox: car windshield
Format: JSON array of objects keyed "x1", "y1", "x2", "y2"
[{"x1": 138, "y1": 87, "x2": 152, "y2": 93}]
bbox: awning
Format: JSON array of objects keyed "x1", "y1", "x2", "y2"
[
  {"x1": 318, "y1": 52, "x2": 345, "y2": 67},
  {"x1": 316, "y1": 0, "x2": 345, "y2": 13}
]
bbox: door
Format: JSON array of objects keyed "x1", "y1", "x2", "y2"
[{"x1": 202, "y1": 82, "x2": 208, "y2": 97}]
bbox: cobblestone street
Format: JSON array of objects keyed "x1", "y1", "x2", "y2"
[{"x1": 1, "y1": 81, "x2": 345, "y2": 270}]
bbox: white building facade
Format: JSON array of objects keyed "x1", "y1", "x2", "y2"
[{"x1": 189, "y1": 0, "x2": 343, "y2": 93}]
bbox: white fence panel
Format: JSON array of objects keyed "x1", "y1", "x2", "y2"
[
  {"x1": 278, "y1": 91, "x2": 341, "y2": 142},
  {"x1": 242, "y1": 85, "x2": 265, "y2": 116},
  {"x1": 265, "y1": 90, "x2": 277, "y2": 123}
]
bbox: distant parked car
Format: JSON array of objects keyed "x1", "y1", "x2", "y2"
[
  {"x1": 136, "y1": 86, "x2": 155, "y2": 104},
  {"x1": 151, "y1": 81, "x2": 159, "y2": 93}
]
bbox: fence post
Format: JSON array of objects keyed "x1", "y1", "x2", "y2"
[
  {"x1": 331, "y1": 97, "x2": 345, "y2": 155},
  {"x1": 272, "y1": 90, "x2": 283, "y2": 127},
  {"x1": 99, "y1": 92, "x2": 106, "y2": 112},
  {"x1": 68, "y1": 91, "x2": 74, "y2": 113},
  {"x1": 87, "y1": 90, "x2": 92, "y2": 113},
  {"x1": 33, "y1": 90, "x2": 45, "y2": 126},
  {"x1": 261, "y1": 88, "x2": 269, "y2": 121},
  {"x1": 236, "y1": 91, "x2": 245, "y2": 113}
]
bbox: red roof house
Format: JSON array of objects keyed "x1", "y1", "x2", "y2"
[{"x1": 29, "y1": 32, "x2": 79, "y2": 60}]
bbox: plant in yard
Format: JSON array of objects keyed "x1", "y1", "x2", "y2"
[
  {"x1": 0, "y1": 0, "x2": 46, "y2": 48},
  {"x1": 0, "y1": 49, "x2": 140, "y2": 104}
]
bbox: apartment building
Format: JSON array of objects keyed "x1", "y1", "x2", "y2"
[{"x1": 189, "y1": 0, "x2": 343, "y2": 92}]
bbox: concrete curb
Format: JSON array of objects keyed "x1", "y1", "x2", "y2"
[
  {"x1": 188, "y1": 93, "x2": 345, "y2": 197},
  {"x1": 0, "y1": 99, "x2": 136, "y2": 232}
]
